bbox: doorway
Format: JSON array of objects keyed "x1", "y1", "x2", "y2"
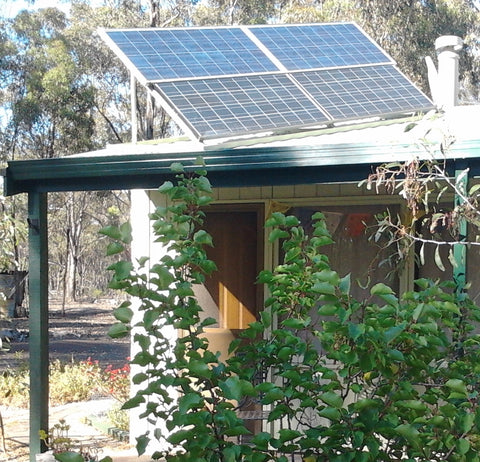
[{"x1": 195, "y1": 204, "x2": 264, "y2": 358}]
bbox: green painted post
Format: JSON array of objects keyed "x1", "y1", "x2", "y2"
[
  {"x1": 28, "y1": 192, "x2": 49, "y2": 461},
  {"x1": 454, "y1": 168, "x2": 467, "y2": 295}
]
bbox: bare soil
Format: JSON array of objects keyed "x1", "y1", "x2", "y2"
[{"x1": 0, "y1": 300, "x2": 130, "y2": 371}]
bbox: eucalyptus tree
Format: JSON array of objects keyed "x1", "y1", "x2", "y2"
[
  {"x1": 5, "y1": 8, "x2": 97, "y2": 159},
  {"x1": 288, "y1": 0, "x2": 480, "y2": 98},
  {"x1": 0, "y1": 5, "x2": 133, "y2": 304},
  {"x1": 193, "y1": 0, "x2": 480, "y2": 99}
]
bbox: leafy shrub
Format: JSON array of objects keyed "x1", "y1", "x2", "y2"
[
  {"x1": 102, "y1": 362, "x2": 130, "y2": 402},
  {"x1": 0, "y1": 358, "x2": 130, "y2": 410},
  {"x1": 107, "y1": 403, "x2": 129, "y2": 431},
  {"x1": 104, "y1": 162, "x2": 480, "y2": 462},
  {"x1": 49, "y1": 359, "x2": 102, "y2": 406},
  {"x1": 0, "y1": 365, "x2": 29, "y2": 407}
]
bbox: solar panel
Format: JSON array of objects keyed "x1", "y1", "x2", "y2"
[
  {"x1": 250, "y1": 23, "x2": 392, "y2": 71},
  {"x1": 103, "y1": 28, "x2": 277, "y2": 82},
  {"x1": 156, "y1": 75, "x2": 329, "y2": 138},
  {"x1": 294, "y1": 65, "x2": 433, "y2": 120},
  {"x1": 101, "y1": 23, "x2": 434, "y2": 140}
]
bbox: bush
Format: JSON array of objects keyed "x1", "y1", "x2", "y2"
[
  {"x1": 104, "y1": 162, "x2": 480, "y2": 462},
  {"x1": 107, "y1": 403, "x2": 129, "y2": 431},
  {"x1": 0, "y1": 358, "x2": 130, "y2": 410},
  {"x1": 49, "y1": 359, "x2": 102, "y2": 405}
]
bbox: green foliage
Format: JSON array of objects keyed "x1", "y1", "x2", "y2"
[
  {"x1": 39, "y1": 419, "x2": 75, "y2": 454},
  {"x1": 106, "y1": 162, "x2": 480, "y2": 461},
  {"x1": 40, "y1": 418, "x2": 113, "y2": 462},
  {"x1": 192, "y1": 0, "x2": 480, "y2": 98},
  {"x1": 0, "y1": 358, "x2": 130, "y2": 409},
  {"x1": 107, "y1": 403, "x2": 129, "y2": 432},
  {"x1": 0, "y1": 195, "x2": 27, "y2": 272}
]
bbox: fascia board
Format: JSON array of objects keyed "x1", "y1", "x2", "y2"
[{"x1": 4, "y1": 138, "x2": 480, "y2": 195}]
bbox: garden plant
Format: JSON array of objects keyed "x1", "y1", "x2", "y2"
[{"x1": 103, "y1": 160, "x2": 480, "y2": 462}]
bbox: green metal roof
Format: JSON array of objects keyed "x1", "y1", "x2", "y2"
[{"x1": 4, "y1": 138, "x2": 480, "y2": 196}]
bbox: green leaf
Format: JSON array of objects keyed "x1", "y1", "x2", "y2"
[
  {"x1": 458, "y1": 413, "x2": 475, "y2": 433},
  {"x1": 113, "y1": 305, "x2": 133, "y2": 323},
  {"x1": 106, "y1": 241, "x2": 124, "y2": 256},
  {"x1": 109, "y1": 260, "x2": 133, "y2": 280},
  {"x1": 263, "y1": 388, "x2": 285, "y2": 404},
  {"x1": 384, "y1": 323, "x2": 406, "y2": 344},
  {"x1": 150, "y1": 265, "x2": 175, "y2": 289},
  {"x1": 387, "y1": 349, "x2": 404, "y2": 361},
  {"x1": 220, "y1": 376, "x2": 254, "y2": 401},
  {"x1": 468, "y1": 183, "x2": 480, "y2": 195},
  {"x1": 278, "y1": 346, "x2": 293, "y2": 361},
  {"x1": 260, "y1": 310, "x2": 272, "y2": 327},
  {"x1": 54, "y1": 452, "x2": 84, "y2": 462},
  {"x1": 312, "y1": 281, "x2": 336, "y2": 295},
  {"x1": 318, "y1": 304, "x2": 338, "y2": 316},
  {"x1": 178, "y1": 392, "x2": 203, "y2": 414},
  {"x1": 396, "y1": 400, "x2": 428, "y2": 412},
  {"x1": 224, "y1": 425, "x2": 251, "y2": 437},
  {"x1": 318, "y1": 406, "x2": 341, "y2": 421},
  {"x1": 317, "y1": 269, "x2": 340, "y2": 285},
  {"x1": 456, "y1": 438, "x2": 470, "y2": 455},
  {"x1": 446, "y1": 379, "x2": 467, "y2": 395},
  {"x1": 282, "y1": 318, "x2": 306, "y2": 329},
  {"x1": 268, "y1": 228, "x2": 289, "y2": 242},
  {"x1": 371, "y1": 283, "x2": 395, "y2": 296},
  {"x1": 136, "y1": 434, "x2": 150, "y2": 455},
  {"x1": 395, "y1": 424, "x2": 420, "y2": 446},
  {"x1": 219, "y1": 376, "x2": 243, "y2": 401},
  {"x1": 158, "y1": 181, "x2": 174, "y2": 193},
  {"x1": 119, "y1": 222, "x2": 133, "y2": 244},
  {"x1": 170, "y1": 162, "x2": 185, "y2": 173},
  {"x1": 187, "y1": 360, "x2": 211, "y2": 377},
  {"x1": 99, "y1": 225, "x2": 121, "y2": 240},
  {"x1": 193, "y1": 229, "x2": 213, "y2": 245},
  {"x1": 252, "y1": 432, "x2": 272, "y2": 451},
  {"x1": 122, "y1": 394, "x2": 145, "y2": 410},
  {"x1": 278, "y1": 428, "x2": 301, "y2": 442},
  {"x1": 353, "y1": 399, "x2": 381, "y2": 411},
  {"x1": 348, "y1": 323, "x2": 364, "y2": 341},
  {"x1": 339, "y1": 273, "x2": 351, "y2": 294},
  {"x1": 108, "y1": 322, "x2": 129, "y2": 338},
  {"x1": 265, "y1": 213, "x2": 286, "y2": 227},
  {"x1": 196, "y1": 175, "x2": 212, "y2": 192},
  {"x1": 443, "y1": 301, "x2": 461, "y2": 315},
  {"x1": 319, "y1": 391, "x2": 343, "y2": 408},
  {"x1": 285, "y1": 247, "x2": 301, "y2": 262},
  {"x1": 353, "y1": 431, "x2": 364, "y2": 448}
]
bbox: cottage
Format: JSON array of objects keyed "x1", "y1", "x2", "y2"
[{"x1": 3, "y1": 25, "x2": 480, "y2": 460}]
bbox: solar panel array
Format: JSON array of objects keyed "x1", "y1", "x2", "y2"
[{"x1": 101, "y1": 23, "x2": 434, "y2": 140}]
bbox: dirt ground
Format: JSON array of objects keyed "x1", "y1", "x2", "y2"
[
  {"x1": 0, "y1": 301, "x2": 135, "y2": 462},
  {"x1": 0, "y1": 301, "x2": 130, "y2": 370}
]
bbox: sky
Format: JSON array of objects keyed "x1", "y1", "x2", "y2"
[{"x1": 2, "y1": 0, "x2": 72, "y2": 18}]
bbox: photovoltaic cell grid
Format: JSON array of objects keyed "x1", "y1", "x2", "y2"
[
  {"x1": 104, "y1": 28, "x2": 278, "y2": 81},
  {"x1": 156, "y1": 75, "x2": 330, "y2": 138},
  {"x1": 294, "y1": 65, "x2": 432, "y2": 120},
  {"x1": 251, "y1": 23, "x2": 392, "y2": 71},
  {"x1": 102, "y1": 23, "x2": 434, "y2": 140}
]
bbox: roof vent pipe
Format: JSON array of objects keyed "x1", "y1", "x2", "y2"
[{"x1": 426, "y1": 35, "x2": 463, "y2": 109}]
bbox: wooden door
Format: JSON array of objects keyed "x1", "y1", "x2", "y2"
[{"x1": 202, "y1": 207, "x2": 261, "y2": 331}]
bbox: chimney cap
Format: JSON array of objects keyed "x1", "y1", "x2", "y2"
[{"x1": 435, "y1": 35, "x2": 463, "y2": 53}]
